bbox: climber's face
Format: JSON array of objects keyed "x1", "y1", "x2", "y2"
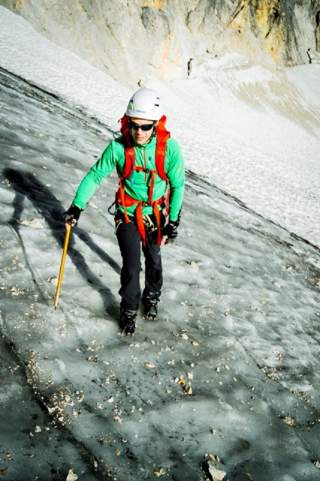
[{"x1": 128, "y1": 117, "x2": 156, "y2": 145}]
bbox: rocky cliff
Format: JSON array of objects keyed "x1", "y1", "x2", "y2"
[{"x1": 1, "y1": 0, "x2": 319, "y2": 84}]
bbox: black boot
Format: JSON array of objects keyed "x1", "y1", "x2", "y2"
[
  {"x1": 143, "y1": 295, "x2": 159, "y2": 320},
  {"x1": 120, "y1": 308, "x2": 137, "y2": 335}
]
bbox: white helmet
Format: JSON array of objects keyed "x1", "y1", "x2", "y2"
[{"x1": 126, "y1": 87, "x2": 162, "y2": 121}]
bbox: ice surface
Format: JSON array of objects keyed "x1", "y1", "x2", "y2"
[
  {"x1": 1, "y1": 67, "x2": 320, "y2": 480},
  {"x1": 0, "y1": 336, "x2": 99, "y2": 481}
]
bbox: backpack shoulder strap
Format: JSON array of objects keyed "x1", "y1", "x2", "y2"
[
  {"x1": 155, "y1": 115, "x2": 170, "y2": 181},
  {"x1": 119, "y1": 114, "x2": 135, "y2": 179}
]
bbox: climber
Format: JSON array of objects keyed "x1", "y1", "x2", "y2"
[
  {"x1": 187, "y1": 58, "x2": 193, "y2": 77},
  {"x1": 64, "y1": 87, "x2": 185, "y2": 334},
  {"x1": 306, "y1": 48, "x2": 312, "y2": 64}
]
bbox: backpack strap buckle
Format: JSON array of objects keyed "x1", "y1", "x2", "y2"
[{"x1": 143, "y1": 214, "x2": 155, "y2": 231}]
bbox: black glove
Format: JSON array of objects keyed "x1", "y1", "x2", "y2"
[
  {"x1": 63, "y1": 205, "x2": 82, "y2": 226},
  {"x1": 162, "y1": 220, "x2": 179, "y2": 243}
]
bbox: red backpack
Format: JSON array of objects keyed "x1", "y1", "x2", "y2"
[{"x1": 116, "y1": 114, "x2": 170, "y2": 245}]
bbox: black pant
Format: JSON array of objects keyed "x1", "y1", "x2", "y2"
[{"x1": 116, "y1": 219, "x2": 163, "y2": 310}]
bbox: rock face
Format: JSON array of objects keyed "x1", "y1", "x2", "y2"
[{"x1": 1, "y1": 0, "x2": 319, "y2": 83}]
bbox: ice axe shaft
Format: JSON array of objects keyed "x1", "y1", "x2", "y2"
[{"x1": 54, "y1": 223, "x2": 72, "y2": 309}]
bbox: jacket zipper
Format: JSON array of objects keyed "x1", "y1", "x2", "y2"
[{"x1": 142, "y1": 147, "x2": 147, "y2": 181}]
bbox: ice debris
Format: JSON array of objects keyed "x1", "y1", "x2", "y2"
[
  {"x1": 203, "y1": 453, "x2": 226, "y2": 481},
  {"x1": 66, "y1": 469, "x2": 78, "y2": 481}
]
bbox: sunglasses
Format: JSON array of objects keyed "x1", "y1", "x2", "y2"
[{"x1": 129, "y1": 121, "x2": 155, "y2": 132}]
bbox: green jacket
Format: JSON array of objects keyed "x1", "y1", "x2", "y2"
[{"x1": 72, "y1": 135, "x2": 185, "y2": 222}]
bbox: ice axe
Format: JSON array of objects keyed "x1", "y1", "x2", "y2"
[{"x1": 54, "y1": 223, "x2": 72, "y2": 309}]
